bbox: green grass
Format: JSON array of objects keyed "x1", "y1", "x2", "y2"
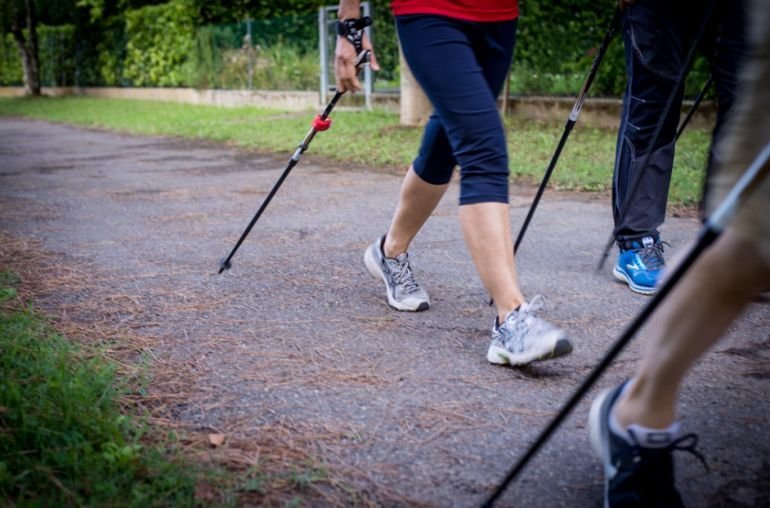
[
  {"x1": 0, "y1": 96, "x2": 710, "y2": 206},
  {"x1": 0, "y1": 270, "x2": 200, "y2": 506},
  {"x1": 0, "y1": 269, "x2": 350, "y2": 505}
]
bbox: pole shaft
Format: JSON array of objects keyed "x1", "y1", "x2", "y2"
[
  {"x1": 220, "y1": 158, "x2": 299, "y2": 271},
  {"x1": 514, "y1": 8, "x2": 619, "y2": 253},
  {"x1": 483, "y1": 140, "x2": 770, "y2": 506},
  {"x1": 218, "y1": 51, "x2": 370, "y2": 273},
  {"x1": 514, "y1": 119, "x2": 574, "y2": 252},
  {"x1": 675, "y1": 75, "x2": 713, "y2": 143},
  {"x1": 484, "y1": 226, "x2": 718, "y2": 507}
]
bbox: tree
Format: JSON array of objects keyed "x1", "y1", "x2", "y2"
[{"x1": 4, "y1": 0, "x2": 41, "y2": 95}]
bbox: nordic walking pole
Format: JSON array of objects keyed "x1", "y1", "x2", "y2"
[
  {"x1": 675, "y1": 74, "x2": 713, "y2": 143},
  {"x1": 513, "y1": 7, "x2": 621, "y2": 253},
  {"x1": 482, "y1": 141, "x2": 770, "y2": 508},
  {"x1": 218, "y1": 49, "x2": 371, "y2": 274},
  {"x1": 596, "y1": 0, "x2": 717, "y2": 271}
]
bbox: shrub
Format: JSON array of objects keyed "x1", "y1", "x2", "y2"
[
  {"x1": 0, "y1": 34, "x2": 22, "y2": 86},
  {"x1": 123, "y1": 0, "x2": 197, "y2": 87}
]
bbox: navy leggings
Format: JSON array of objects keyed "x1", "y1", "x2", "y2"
[{"x1": 396, "y1": 15, "x2": 517, "y2": 205}]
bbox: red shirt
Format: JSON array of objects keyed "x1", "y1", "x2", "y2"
[{"x1": 391, "y1": 0, "x2": 519, "y2": 22}]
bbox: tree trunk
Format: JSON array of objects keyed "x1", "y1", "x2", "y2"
[
  {"x1": 399, "y1": 45, "x2": 431, "y2": 127},
  {"x1": 10, "y1": 0, "x2": 41, "y2": 96}
]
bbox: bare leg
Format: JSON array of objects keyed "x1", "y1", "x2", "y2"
[
  {"x1": 459, "y1": 202, "x2": 525, "y2": 322},
  {"x1": 383, "y1": 168, "x2": 526, "y2": 322},
  {"x1": 383, "y1": 166, "x2": 449, "y2": 257},
  {"x1": 615, "y1": 228, "x2": 770, "y2": 429}
]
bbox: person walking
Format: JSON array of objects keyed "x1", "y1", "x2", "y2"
[
  {"x1": 610, "y1": 0, "x2": 747, "y2": 294},
  {"x1": 335, "y1": 0, "x2": 573, "y2": 366},
  {"x1": 589, "y1": 0, "x2": 769, "y2": 503}
]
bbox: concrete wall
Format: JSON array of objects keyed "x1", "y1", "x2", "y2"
[
  {"x1": 0, "y1": 86, "x2": 716, "y2": 129},
  {"x1": 0, "y1": 86, "x2": 322, "y2": 111}
]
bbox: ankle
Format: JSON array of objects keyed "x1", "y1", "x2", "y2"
[
  {"x1": 382, "y1": 236, "x2": 407, "y2": 259},
  {"x1": 614, "y1": 377, "x2": 678, "y2": 429},
  {"x1": 497, "y1": 300, "x2": 524, "y2": 324}
]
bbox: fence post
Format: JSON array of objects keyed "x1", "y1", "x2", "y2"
[
  {"x1": 246, "y1": 18, "x2": 253, "y2": 90},
  {"x1": 318, "y1": 7, "x2": 329, "y2": 105},
  {"x1": 399, "y1": 43, "x2": 431, "y2": 126}
]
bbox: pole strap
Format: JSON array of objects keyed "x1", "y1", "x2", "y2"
[{"x1": 336, "y1": 16, "x2": 372, "y2": 54}]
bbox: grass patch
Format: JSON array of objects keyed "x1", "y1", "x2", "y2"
[
  {"x1": 0, "y1": 269, "x2": 200, "y2": 506},
  {"x1": 0, "y1": 96, "x2": 709, "y2": 206},
  {"x1": 0, "y1": 264, "x2": 359, "y2": 506}
]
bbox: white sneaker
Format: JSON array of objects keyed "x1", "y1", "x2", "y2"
[
  {"x1": 487, "y1": 296, "x2": 572, "y2": 366},
  {"x1": 364, "y1": 235, "x2": 429, "y2": 312}
]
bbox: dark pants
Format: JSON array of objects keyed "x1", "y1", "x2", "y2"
[
  {"x1": 612, "y1": 0, "x2": 747, "y2": 246},
  {"x1": 396, "y1": 15, "x2": 517, "y2": 205}
]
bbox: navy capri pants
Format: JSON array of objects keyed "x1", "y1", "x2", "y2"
[{"x1": 396, "y1": 15, "x2": 517, "y2": 205}]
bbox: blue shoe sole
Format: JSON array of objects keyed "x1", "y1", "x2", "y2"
[{"x1": 612, "y1": 265, "x2": 656, "y2": 295}]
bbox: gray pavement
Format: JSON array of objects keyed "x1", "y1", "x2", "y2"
[{"x1": 0, "y1": 118, "x2": 768, "y2": 507}]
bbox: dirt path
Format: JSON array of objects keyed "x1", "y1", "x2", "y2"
[{"x1": 1, "y1": 118, "x2": 768, "y2": 507}]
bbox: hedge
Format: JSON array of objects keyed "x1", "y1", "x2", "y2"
[
  {"x1": 123, "y1": 0, "x2": 196, "y2": 87},
  {"x1": 0, "y1": 0, "x2": 710, "y2": 96}
]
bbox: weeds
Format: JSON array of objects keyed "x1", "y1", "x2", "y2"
[{"x1": 0, "y1": 270, "x2": 198, "y2": 506}]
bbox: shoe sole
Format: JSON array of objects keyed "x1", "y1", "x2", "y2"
[
  {"x1": 364, "y1": 244, "x2": 429, "y2": 312},
  {"x1": 486, "y1": 334, "x2": 573, "y2": 366},
  {"x1": 612, "y1": 266, "x2": 656, "y2": 296}
]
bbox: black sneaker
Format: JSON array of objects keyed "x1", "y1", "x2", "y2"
[
  {"x1": 588, "y1": 383, "x2": 706, "y2": 508},
  {"x1": 364, "y1": 235, "x2": 429, "y2": 312}
]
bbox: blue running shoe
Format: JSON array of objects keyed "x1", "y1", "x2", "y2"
[
  {"x1": 588, "y1": 383, "x2": 707, "y2": 508},
  {"x1": 613, "y1": 236, "x2": 667, "y2": 295}
]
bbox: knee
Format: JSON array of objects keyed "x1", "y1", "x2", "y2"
[{"x1": 458, "y1": 156, "x2": 510, "y2": 205}]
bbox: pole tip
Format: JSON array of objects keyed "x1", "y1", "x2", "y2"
[{"x1": 218, "y1": 258, "x2": 232, "y2": 274}]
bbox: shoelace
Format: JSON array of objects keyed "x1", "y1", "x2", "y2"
[
  {"x1": 628, "y1": 430, "x2": 710, "y2": 473},
  {"x1": 664, "y1": 433, "x2": 709, "y2": 472},
  {"x1": 638, "y1": 241, "x2": 670, "y2": 271},
  {"x1": 390, "y1": 252, "x2": 421, "y2": 294},
  {"x1": 498, "y1": 295, "x2": 550, "y2": 351},
  {"x1": 523, "y1": 294, "x2": 546, "y2": 314}
]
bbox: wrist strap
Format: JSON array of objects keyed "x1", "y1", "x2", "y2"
[{"x1": 336, "y1": 16, "x2": 372, "y2": 54}]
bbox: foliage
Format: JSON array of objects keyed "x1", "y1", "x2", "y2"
[
  {"x1": 0, "y1": 24, "x2": 78, "y2": 86},
  {"x1": 0, "y1": 96, "x2": 710, "y2": 206},
  {"x1": 93, "y1": 15, "x2": 128, "y2": 86},
  {"x1": 191, "y1": 25, "x2": 319, "y2": 91},
  {"x1": 38, "y1": 24, "x2": 77, "y2": 86},
  {"x1": 0, "y1": 34, "x2": 23, "y2": 85},
  {"x1": 251, "y1": 42, "x2": 318, "y2": 90},
  {"x1": 0, "y1": 271, "x2": 199, "y2": 506},
  {"x1": 123, "y1": 0, "x2": 197, "y2": 86},
  {"x1": 372, "y1": 3, "x2": 398, "y2": 85},
  {"x1": 0, "y1": 0, "x2": 714, "y2": 94},
  {"x1": 192, "y1": 0, "x2": 325, "y2": 24},
  {"x1": 512, "y1": 0, "x2": 711, "y2": 97}
]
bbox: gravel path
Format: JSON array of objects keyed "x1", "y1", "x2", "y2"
[{"x1": 1, "y1": 118, "x2": 768, "y2": 507}]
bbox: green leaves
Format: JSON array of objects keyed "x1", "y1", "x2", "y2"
[{"x1": 123, "y1": 0, "x2": 197, "y2": 87}]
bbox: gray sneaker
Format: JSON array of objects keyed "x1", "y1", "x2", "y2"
[
  {"x1": 487, "y1": 296, "x2": 572, "y2": 366},
  {"x1": 364, "y1": 235, "x2": 430, "y2": 312}
]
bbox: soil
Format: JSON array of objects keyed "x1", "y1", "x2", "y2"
[{"x1": 1, "y1": 118, "x2": 768, "y2": 507}]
